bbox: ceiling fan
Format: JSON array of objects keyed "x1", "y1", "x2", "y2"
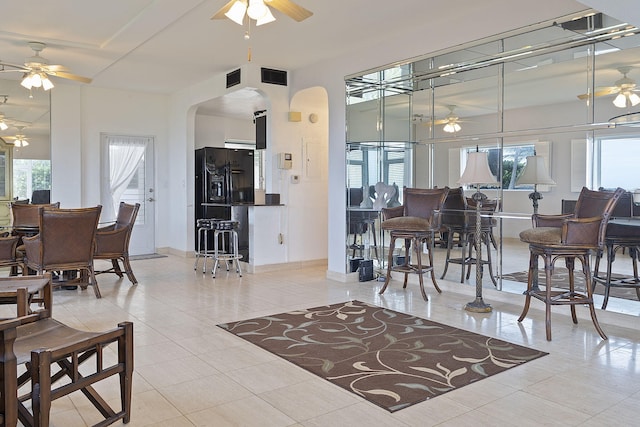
[
  {"x1": 211, "y1": 0, "x2": 313, "y2": 26},
  {"x1": 413, "y1": 106, "x2": 464, "y2": 133},
  {"x1": 577, "y1": 66, "x2": 640, "y2": 108},
  {"x1": 4, "y1": 126, "x2": 29, "y2": 147},
  {"x1": 0, "y1": 42, "x2": 92, "y2": 91}
]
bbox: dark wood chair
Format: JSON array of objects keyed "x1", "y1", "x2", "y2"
[
  {"x1": 518, "y1": 187, "x2": 624, "y2": 340},
  {"x1": 22, "y1": 206, "x2": 103, "y2": 298},
  {"x1": 379, "y1": 187, "x2": 449, "y2": 301},
  {"x1": 94, "y1": 202, "x2": 140, "y2": 285},
  {"x1": 0, "y1": 236, "x2": 24, "y2": 276},
  {"x1": 0, "y1": 274, "x2": 52, "y2": 318},
  {"x1": 0, "y1": 293, "x2": 133, "y2": 426},
  {"x1": 593, "y1": 191, "x2": 640, "y2": 309}
]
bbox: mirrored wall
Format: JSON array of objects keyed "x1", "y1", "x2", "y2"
[
  {"x1": 0, "y1": 77, "x2": 51, "y2": 221},
  {"x1": 345, "y1": 9, "x2": 640, "y2": 280}
]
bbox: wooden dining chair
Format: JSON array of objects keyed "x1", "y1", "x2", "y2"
[
  {"x1": 94, "y1": 202, "x2": 140, "y2": 285},
  {"x1": 22, "y1": 206, "x2": 103, "y2": 298}
]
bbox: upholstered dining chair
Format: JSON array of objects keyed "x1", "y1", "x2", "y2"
[
  {"x1": 10, "y1": 202, "x2": 60, "y2": 230},
  {"x1": 518, "y1": 187, "x2": 624, "y2": 340},
  {"x1": 379, "y1": 187, "x2": 449, "y2": 301},
  {"x1": 0, "y1": 235, "x2": 24, "y2": 276},
  {"x1": 94, "y1": 202, "x2": 140, "y2": 285},
  {"x1": 22, "y1": 205, "x2": 103, "y2": 298}
]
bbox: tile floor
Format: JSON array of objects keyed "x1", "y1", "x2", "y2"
[{"x1": 10, "y1": 240, "x2": 640, "y2": 426}]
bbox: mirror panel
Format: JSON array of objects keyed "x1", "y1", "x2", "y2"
[{"x1": 0, "y1": 78, "x2": 51, "y2": 207}]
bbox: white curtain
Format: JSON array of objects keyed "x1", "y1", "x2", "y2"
[{"x1": 103, "y1": 136, "x2": 147, "y2": 220}]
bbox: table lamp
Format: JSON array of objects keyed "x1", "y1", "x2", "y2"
[
  {"x1": 458, "y1": 150, "x2": 498, "y2": 313},
  {"x1": 517, "y1": 156, "x2": 556, "y2": 214}
]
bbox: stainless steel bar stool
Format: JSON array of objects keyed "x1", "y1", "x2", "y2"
[
  {"x1": 194, "y1": 218, "x2": 219, "y2": 273},
  {"x1": 212, "y1": 220, "x2": 242, "y2": 277}
]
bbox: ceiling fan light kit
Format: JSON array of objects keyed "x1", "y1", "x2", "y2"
[
  {"x1": 443, "y1": 122, "x2": 461, "y2": 133},
  {"x1": 613, "y1": 91, "x2": 640, "y2": 108},
  {"x1": 213, "y1": 0, "x2": 312, "y2": 27}
]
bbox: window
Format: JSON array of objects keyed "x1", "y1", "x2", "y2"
[
  {"x1": 13, "y1": 159, "x2": 51, "y2": 201},
  {"x1": 596, "y1": 136, "x2": 640, "y2": 190}
]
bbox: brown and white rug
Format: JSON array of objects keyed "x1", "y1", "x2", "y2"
[{"x1": 218, "y1": 300, "x2": 547, "y2": 412}]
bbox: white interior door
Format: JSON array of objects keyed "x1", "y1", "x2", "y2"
[{"x1": 101, "y1": 134, "x2": 156, "y2": 255}]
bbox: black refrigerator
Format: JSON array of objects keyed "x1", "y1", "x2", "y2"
[{"x1": 195, "y1": 147, "x2": 254, "y2": 258}]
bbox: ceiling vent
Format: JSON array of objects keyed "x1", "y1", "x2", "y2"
[
  {"x1": 261, "y1": 68, "x2": 287, "y2": 86},
  {"x1": 226, "y1": 68, "x2": 241, "y2": 88}
]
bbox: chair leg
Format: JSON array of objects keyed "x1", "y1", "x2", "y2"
[
  {"x1": 440, "y1": 228, "x2": 453, "y2": 279},
  {"x1": 119, "y1": 322, "x2": 134, "y2": 423},
  {"x1": 88, "y1": 267, "x2": 101, "y2": 299},
  {"x1": 111, "y1": 259, "x2": 124, "y2": 277},
  {"x1": 518, "y1": 252, "x2": 536, "y2": 322},
  {"x1": 31, "y1": 350, "x2": 53, "y2": 427},
  {"x1": 602, "y1": 244, "x2": 615, "y2": 309},
  {"x1": 379, "y1": 235, "x2": 397, "y2": 296},
  {"x1": 583, "y1": 256, "x2": 607, "y2": 340},
  {"x1": 427, "y1": 235, "x2": 442, "y2": 294},
  {"x1": 543, "y1": 254, "x2": 553, "y2": 341},
  {"x1": 413, "y1": 236, "x2": 428, "y2": 301},
  {"x1": 566, "y1": 257, "x2": 578, "y2": 325},
  {"x1": 402, "y1": 238, "x2": 411, "y2": 288},
  {"x1": 122, "y1": 255, "x2": 138, "y2": 285}
]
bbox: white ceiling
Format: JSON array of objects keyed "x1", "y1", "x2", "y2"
[{"x1": 0, "y1": 0, "x2": 639, "y2": 123}]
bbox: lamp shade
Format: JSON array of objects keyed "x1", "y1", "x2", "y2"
[
  {"x1": 517, "y1": 156, "x2": 556, "y2": 186},
  {"x1": 458, "y1": 152, "x2": 497, "y2": 185}
]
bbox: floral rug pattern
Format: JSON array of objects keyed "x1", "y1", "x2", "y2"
[{"x1": 218, "y1": 300, "x2": 547, "y2": 412}]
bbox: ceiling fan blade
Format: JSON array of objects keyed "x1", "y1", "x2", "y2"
[
  {"x1": 577, "y1": 86, "x2": 618, "y2": 100},
  {"x1": 211, "y1": 0, "x2": 238, "y2": 19},
  {"x1": 0, "y1": 61, "x2": 28, "y2": 72},
  {"x1": 50, "y1": 71, "x2": 92, "y2": 84},
  {"x1": 267, "y1": 0, "x2": 313, "y2": 21},
  {"x1": 45, "y1": 64, "x2": 70, "y2": 72}
]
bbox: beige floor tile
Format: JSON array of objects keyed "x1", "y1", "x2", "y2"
[
  {"x1": 186, "y1": 395, "x2": 295, "y2": 426},
  {"x1": 11, "y1": 240, "x2": 640, "y2": 426}
]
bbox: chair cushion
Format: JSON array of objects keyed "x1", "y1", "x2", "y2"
[
  {"x1": 381, "y1": 216, "x2": 431, "y2": 232},
  {"x1": 519, "y1": 227, "x2": 562, "y2": 245}
]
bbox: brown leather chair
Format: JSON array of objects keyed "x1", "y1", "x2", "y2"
[
  {"x1": 0, "y1": 235, "x2": 24, "y2": 276},
  {"x1": 518, "y1": 187, "x2": 624, "y2": 340},
  {"x1": 22, "y1": 206, "x2": 103, "y2": 298},
  {"x1": 438, "y1": 186, "x2": 466, "y2": 248},
  {"x1": 379, "y1": 187, "x2": 449, "y2": 301},
  {"x1": 94, "y1": 202, "x2": 140, "y2": 285},
  {"x1": 0, "y1": 291, "x2": 133, "y2": 426},
  {"x1": 441, "y1": 196, "x2": 498, "y2": 285},
  {"x1": 10, "y1": 202, "x2": 60, "y2": 230}
]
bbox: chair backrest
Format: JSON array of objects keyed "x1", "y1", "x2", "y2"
[
  {"x1": 11, "y1": 202, "x2": 60, "y2": 228},
  {"x1": 440, "y1": 187, "x2": 467, "y2": 226},
  {"x1": 38, "y1": 206, "x2": 101, "y2": 266},
  {"x1": 114, "y1": 202, "x2": 140, "y2": 230},
  {"x1": 402, "y1": 187, "x2": 449, "y2": 219},
  {"x1": 31, "y1": 189, "x2": 51, "y2": 204},
  {"x1": 347, "y1": 188, "x2": 364, "y2": 207},
  {"x1": 574, "y1": 187, "x2": 624, "y2": 219}
]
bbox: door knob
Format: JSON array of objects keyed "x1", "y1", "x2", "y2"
[{"x1": 147, "y1": 197, "x2": 155, "y2": 202}]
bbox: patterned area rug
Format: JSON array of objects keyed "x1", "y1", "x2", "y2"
[
  {"x1": 218, "y1": 300, "x2": 547, "y2": 412},
  {"x1": 503, "y1": 269, "x2": 640, "y2": 302}
]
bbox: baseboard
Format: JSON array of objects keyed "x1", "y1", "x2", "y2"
[{"x1": 248, "y1": 259, "x2": 327, "y2": 274}]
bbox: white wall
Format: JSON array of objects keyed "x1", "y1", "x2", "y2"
[{"x1": 49, "y1": 0, "x2": 597, "y2": 273}]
